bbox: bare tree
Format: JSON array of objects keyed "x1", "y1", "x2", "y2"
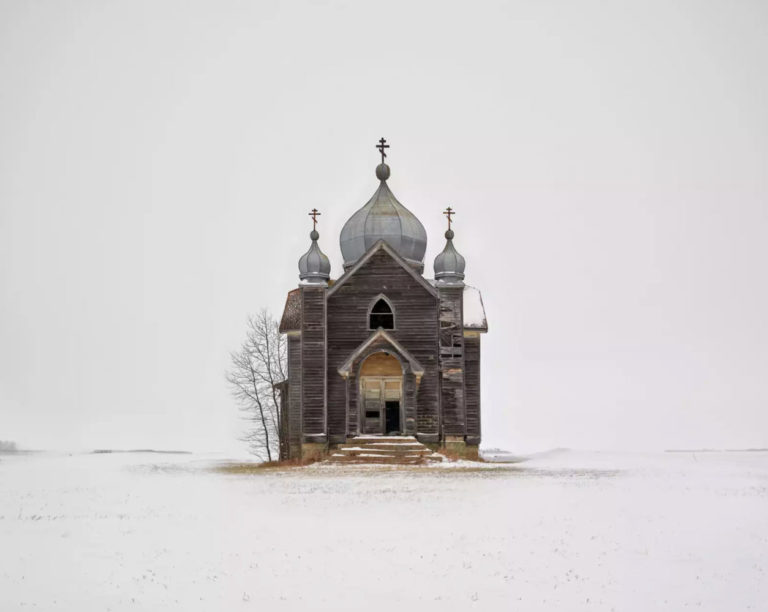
[{"x1": 227, "y1": 310, "x2": 286, "y2": 461}]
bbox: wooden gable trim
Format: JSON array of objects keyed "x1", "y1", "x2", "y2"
[
  {"x1": 326, "y1": 239, "x2": 437, "y2": 298},
  {"x1": 337, "y1": 329, "x2": 425, "y2": 378}
]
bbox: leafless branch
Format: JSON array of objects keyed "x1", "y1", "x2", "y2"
[{"x1": 226, "y1": 310, "x2": 286, "y2": 461}]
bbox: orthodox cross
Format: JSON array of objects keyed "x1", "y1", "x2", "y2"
[
  {"x1": 376, "y1": 137, "x2": 390, "y2": 163},
  {"x1": 443, "y1": 206, "x2": 455, "y2": 230},
  {"x1": 308, "y1": 208, "x2": 321, "y2": 229}
]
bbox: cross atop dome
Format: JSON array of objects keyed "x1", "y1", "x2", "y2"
[
  {"x1": 376, "y1": 137, "x2": 389, "y2": 163},
  {"x1": 308, "y1": 208, "x2": 321, "y2": 230},
  {"x1": 443, "y1": 206, "x2": 455, "y2": 231}
]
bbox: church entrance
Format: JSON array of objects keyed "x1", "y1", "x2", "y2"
[{"x1": 359, "y1": 352, "x2": 403, "y2": 435}]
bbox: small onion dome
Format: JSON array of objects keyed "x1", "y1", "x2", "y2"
[
  {"x1": 339, "y1": 163, "x2": 427, "y2": 272},
  {"x1": 434, "y1": 229, "x2": 466, "y2": 286},
  {"x1": 298, "y1": 229, "x2": 331, "y2": 284}
]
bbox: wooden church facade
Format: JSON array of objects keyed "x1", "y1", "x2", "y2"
[{"x1": 278, "y1": 141, "x2": 487, "y2": 460}]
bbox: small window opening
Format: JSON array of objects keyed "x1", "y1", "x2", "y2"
[
  {"x1": 369, "y1": 298, "x2": 394, "y2": 329},
  {"x1": 365, "y1": 410, "x2": 379, "y2": 419}
]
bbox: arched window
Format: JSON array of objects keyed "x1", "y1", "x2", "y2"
[{"x1": 369, "y1": 298, "x2": 394, "y2": 330}]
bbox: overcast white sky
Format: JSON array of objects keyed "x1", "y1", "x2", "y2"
[{"x1": 1, "y1": 0, "x2": 766, "y2": 453}]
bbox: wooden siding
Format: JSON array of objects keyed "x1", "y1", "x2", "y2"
[
  {"x1": 287, "y1": 334, "x2": 302, "y2": 458},
  {"x1": 301, "y1": 286, "x2": 326, "y2": 438},
  {"x1": 276, "y1": 381, "x2": 289, "y2": 460},
  {"x1": 438, "y1": 287, "x2": 466, "y2": 436},
  {"x1": 326, "y1": 248, "x2": 439, "y2": 438},
  {"x1": 464, "y1": 334, "x2": 481, "y2": 444}
]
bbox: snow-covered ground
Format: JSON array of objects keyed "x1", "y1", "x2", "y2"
[{"x1": 1, "y1": 450, "x2": 766, "y2": 611}]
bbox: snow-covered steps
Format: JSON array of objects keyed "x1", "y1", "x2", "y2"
[{"x1": 327, "y1": 436, "x2": 443, "y2": 465}]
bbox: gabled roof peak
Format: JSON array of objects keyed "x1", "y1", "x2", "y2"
[
  {"x1": 337, "y1": 328, "x2": 425, "y2": 378},
  {"x1": 327, "y1": 239, "x2": 437, "y2": 298}
]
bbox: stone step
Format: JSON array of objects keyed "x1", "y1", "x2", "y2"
[
  {"x1": 328, "y1": 453, "x2": 442, "y2": 465},
  {"x1": 337, "y1": 445, "x2": 433, "y2": 455},
  {"x1": 326, "y1": 436, "x2": 443, "y2": 465},
  {"x1": 348, "y1": 442, "x2": 428, "y2": 450},
  {"x1": 330, "y1": 453, "x2": 425, "y2": 461},
  {"x1": 349, "y1": 436, "x2": 418, "y2": 445},
  {"x1": 332, "y1": 450, "x2": 432, "y2": 459}
]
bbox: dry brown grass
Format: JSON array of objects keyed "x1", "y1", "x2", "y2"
[
  {"x1": 214, "y1": 457, "x2": 318, "y2": 474},
  {"x1": 437, "y1": 447, "x2": 486, "y2": 462},
  {"x1": 438, "y1": 447, "x2": 463, "y2": 461}
]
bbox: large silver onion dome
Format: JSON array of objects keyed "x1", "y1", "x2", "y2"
[{"x1": 340, "y1": 162, "x2": 427, "y2": 272}]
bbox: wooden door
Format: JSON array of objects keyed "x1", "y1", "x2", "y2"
[
  {"x1": 361, "y1": 377, "x2": 402, "y2": 435},
  {"x1": 362, "y1": 377, "x2": 384, "y2": 434}
]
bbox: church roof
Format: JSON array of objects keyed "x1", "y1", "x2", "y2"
[
  {"x1": 278, "y1": 289, "x2": 301, "y2": 333},
  {"x1": 462, "y1": 285, "x2": 488, "y2": 332}
]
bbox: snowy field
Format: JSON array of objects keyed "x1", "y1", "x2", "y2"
[{"x1": 1, "y1": 450, "x2": 766, "y2": 611}]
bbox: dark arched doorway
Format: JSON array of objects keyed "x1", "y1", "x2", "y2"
[{"x1": 359, "y1": 352, "x2": 403, "y2": 435}]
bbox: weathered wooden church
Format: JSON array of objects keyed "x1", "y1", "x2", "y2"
[{"x1": 278, "y1": 140, "x2": 488, "y2": 461}]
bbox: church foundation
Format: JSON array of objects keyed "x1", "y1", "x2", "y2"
[
  {"x1": 301, "y1": 443, "x2": 328, "y2": 462},
  {"x1": 443, "y1": 435, "x2": 480, "y2": 460}
]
